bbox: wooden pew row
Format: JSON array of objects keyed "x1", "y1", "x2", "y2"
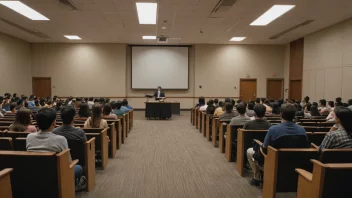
[
  {"x1": 0, "y1": 168, "x2": 13, "y2": 198},
  {"x1": 296, "y1": 160, "x2": 352, "y2": 198},
  {"x1": 219, "y1": 121, "x2": 231, "y2": 153},
  {"x1": 0, "y1": 137, "x2": 13, "y2": 150},
  {"x1": 83, "y1": 128, "x2": 109, "y2": 170},
  {"x1": 0, "y1": 150, "x2": 76, "y2": 198},
  {"x1": 225, "y1": 125, "x2": 244, "y2": 162},
  {"x1": 211, "y1": 117, "x2": 219, "y2": 147}
]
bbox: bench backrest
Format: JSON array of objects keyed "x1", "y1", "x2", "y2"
[
  {"x1": 272, "y1": 135, "x2": 310, "y2": 149},
  {"x1": 321, "y1": 163, "x2": 352, "y2": 197},
  {"x1": 13, "y1": 138, "x2": 26, "y2": 151},
  {"x1": 320, "y1": 148, "x2": 352, "y2": 163},
  {"x1": 0, "y1": 138, "x2": 13, "y2": 150},
  {"x1": 306, "y1": 132, "x2": 327, "y2": 146}
]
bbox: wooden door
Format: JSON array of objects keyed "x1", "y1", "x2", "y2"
[
  {"x1": 32, "y1": 77, "x2": 51, "y2": 98},
  {"x1": 240, "y1": 79, "x2": 257, "y2": 102},
  {"x1": 289, "y1": 80, "x2": 302, "y2": 100},
  {"x1": 267, "y1": 79, "x2": 284, "y2": 100}
]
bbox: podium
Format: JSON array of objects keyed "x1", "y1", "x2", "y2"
[{"x1": 145, "y1": 101, "x2": 172, "y2": 120}]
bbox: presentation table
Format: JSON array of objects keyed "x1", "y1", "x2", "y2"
[{"x1": 145, "y1": 101, "x2": 180, "y2": 120}]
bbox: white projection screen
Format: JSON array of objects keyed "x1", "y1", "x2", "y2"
[{"x1": 132, "y1": 46, "x2": 189, "y2": 89}]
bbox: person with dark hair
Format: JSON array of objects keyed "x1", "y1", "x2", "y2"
[
  {"x1": 67, "y1": 96, "x2": 74, "y2": 105},
  {"x1": 246, "y1": 104, "x2": 272, "y2": 185},
  {"x1": 83, "y1": 97, "x2": 88, "y2": 104},
  {"x1": 309, "y1": 106, "x2": 321, "y2": 117},
  {"x1": 348, "y1": 99, "x2": 352, "y2": 111},
  {"x1": 27, "y1": 108, "x2": 86, "y2": 191},
  {"x1": 55, "y1": 101, "x2": 63, "y2": 112},
  {"x1": 219, "y1": 103, "x2": 238, "y2": 120},
  {"x1": 319, "y1": 107, "x2": 352, "y2": 151},
  {"x1": 255, "y1": 98, "x2": 261, "y2": 104},
  {"x1": 328, "y1": 101, "x2": 335, "y2": 109},
  {"x1": 206, "y1": 100, "x2": 215, "y2": 115},
  {"x1": 6, "y1": 102, "x2": 17, "y2": 114},
  {"x1": 198, "y1": 97, "x2": 207, "y2": 111},
  {"x1": 54, "y1": 106, "x2": 87, "y2": 143},
  {"x1": 84, "y1": 104, "x2": 108, "y2": 128},
  {"x1": 153, "y1": 86, "x2": 166, "y2": 101},
  {"x1": 214, "y1": 101, "x2": 225, "y2": 117},
  {"x1": 232, "y1": 99, "x2": 237, "y2": 108},
  {"x1": 122, "y1": 99, "x2": 133, "y2": 110},
  {"x1": 214, "y1": 99, "x2": 219, "y2": 108},
  {"x1": 270, "y1": 102, "x2": 280, "y2": 115},
  {"x1": 9, "y1": 108, "x2": 37, "y2": 132},
  {"x1": 230, "y1": 103, "x2": 251, "y2": 125},
  {"x1": 103, "y1": 103, "x2": 117, "y2": 119},
  {"x1": 248, "y1": 104, "x2": 307, "y2": 187},
  {"x1": 120, "y1": 100, "x2": 130, "y2": 113},
  {"x1": 77, "y1": 103, "x2": 91, "y2": 119},
  {"x1": 88, "y1": 97, "x2": 95, "y2": 109},
  {"x1": 319, "y1": 99, "x2": 329, "y2": 116},
  {"x1": 300, "y1": 96, "x2": 310, "y2": 108},
  {"x1": 246, "y1": 103, "x2": 256, "y2": 117},
  {"x1": 113, "y1": 101, "x2": 125, "y2": 116},
  {"x1": 335, "y1": 97, "x2": 343, "y2": 107},
  {"x1": 224, "y1": 98, "x2": 231, "y2": 103},
  {"x1": 28, "y1": 95, "x2": 35, "y2": 108}
]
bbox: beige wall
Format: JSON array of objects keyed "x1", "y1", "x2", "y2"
[
  {"x1": 31, "y1": 43, "x2": 126, "y2": 98},
  {"x1": 303, "y1": 18, "x2": 352, "y2": 102},
  {"x1": 0, "y1": 32, "x2": 32, "y2": 95},
  {"x1": 195, "y1": 44, "x2": 285, "y2": 99},
  {"x1": 283, "y1": 43, "x2": 290, "y2": 99}
]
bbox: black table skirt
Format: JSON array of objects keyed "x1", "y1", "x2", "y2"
[{"x1": 145, "y1": 103, "x2": 172, "y2": 119}]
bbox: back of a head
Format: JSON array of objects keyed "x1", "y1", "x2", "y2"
[
  {"x1": 306, "y1": 103, "x2": 311, "y2": 111},
  {"x1": 310, "y1": 106, "x2": 320, "y2": 116},
  {"x1": 198, "y1": 97, "x2": 205, "y2": 106},
  {"x1": 35, "y1": 100, "x2": 40, "y2": 107},
  {"x1": 335, "y1": 107, "x2": 352, "y2": 133},
  {"x1": 10, "y1": 102, "x2": 17, "y2": 110},
  {"x1": 60, "y1": 106, "x2": 76, "y2": 125},
  {"x1": 255, "y1": 98, "x2": 260, "y2": 104},
  {"x1": 103, "y1": 104, "x2": 112, "y2": 115},
  {"x1": 208, "y1": 99, "x2": 214, "y2": 106},
  {"x1": 254, "y1": 104, "x2": 266, "y2": 118},
  {"x1": 218, "y1": 101, "x2": 224, "y2": 108},
  {"x1": 236, "y1": 103, "x2": 246, "y2": 115},
  {"x1": 304, "y1": 96, "x2": 310, "y2": 102},
  {"x1": 272, "y1": 102, "x2": 280, "y2": 114},
  {"x1": 116, "y1": 101, "x2": 122, "y2": 109},
  {"x1": 280, "y1": 104, "x2": 296, "y2": 122},
  {"x1": 294, "y1": 103, "x2": 302, "y2": 111},
  {"x1": 336, "y1": 97, "x2": 342, "y2": 103},
  {"x1": 224, "y1": 98, "x2": 231, "y2": 103},
  {"x1": 348, "y1": 99, "x2": 352, "y2": 106},
  {"x1": 214, "y1": 99, "x2": 219, "y2": 104},
  {"x1": 122, "y1": 99, "x2": 128, "y2": 106},
  {"x1": 78, "y1": 103, "x2": 90, "y2": 118},
  {"x1": 231, "y1": 99, "x2": 236, "y2": 106},
  {"x1": 328, "y1": 101, "x2": 334, "y2": 108},
  {"x1": 36, "y1": 108, "x2": 56, "y2": 130},
  {"x1": 248, "y1": 103, "x2": 254, "y2": 110},
  {"x1": 14, "y1": 108, "x2": 31, "y2": 127},
  {"x1": 320, "y1": 99, "x2": 327, "y2": 106},
  {"x1": 225, "y1": 103, "x2": 233, "y2": 113},
  {"x1": 110, "y1": 101, "x2": 117, "y2": 109},
  {"x1": 91, "y1": 104, "x2": 102, "y2": 127},
  {"x1": 56, "y1": 101, "x2": 62, "y2": 108},
  {"x1": 312, "y1": 102, "x2": 318, "y2": 107},
  {"x1": 89, "y1": 97, "x2": 94, "y2": 101}
]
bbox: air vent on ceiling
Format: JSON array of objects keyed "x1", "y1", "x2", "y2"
[
  {"x1": 55, "y1": 0, "x2": 78, "y2": 10},
  {"x1": 0, "y1": 17, "x2": 50, "y2": 39},
  {"x1": 209, "y1": 0, "x2": 238, "y2": 18},
  {"x1": 158, "y1": 36, "x2": 169, "y2": 43},
  {"x1": 269, "y1": 20, "x2": 315, "y2": 40}
]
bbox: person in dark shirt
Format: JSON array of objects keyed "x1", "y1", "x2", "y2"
[
  {"x1": 53, "y1": 106, "x2": 87, "y2": 143},
  {"x1": 244, "y1": 104, "x2": 271, "y2": 130},
  {"x1": 247, "y1": 103, "x2": 307, "y2": 187}
]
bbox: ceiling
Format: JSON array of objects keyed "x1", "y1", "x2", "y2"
[{"x1": 0, "y1": 0, "x2": 352, "y2": 44}]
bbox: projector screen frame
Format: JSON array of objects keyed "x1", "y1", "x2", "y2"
[{"x1": 130, "y1": 45, "x2": 192, "y2": 90}]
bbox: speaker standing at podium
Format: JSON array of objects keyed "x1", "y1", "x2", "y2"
[{"x1": 153, "y1": 86, "x2": 165, "y2": 100}]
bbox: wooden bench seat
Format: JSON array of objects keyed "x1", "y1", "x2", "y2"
[
  {"x1": 0, "y1": 168, "x2": 13, "y2": 198},
  {"x1": 303, "y1": 126, "x2": 331, "y2": 132},
  {"x1": 0, "y1": 150, "x2": 77, "y2": 198},
  {"x1": 296, "y1": 160, "x2": 352, "y2": 198}
]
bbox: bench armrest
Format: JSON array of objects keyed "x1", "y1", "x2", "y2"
[
  {"x1": 69, "y1": 159, "x2": 79, "y2": 169},
  {"x1": 295, "y1": 168, "x2": 313, "y2": 182},
  {"x1": 253, "y1": 139, "x2": 263, "y2": 146},
  {"x1": 311, "y1": 143, "x2": 319, "y2": 149}
]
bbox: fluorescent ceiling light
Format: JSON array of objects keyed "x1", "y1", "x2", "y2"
[
  {"x1": 136, "y1": 3, "x2": 157, "y2": 24},
  {"x1": 143, "y1": 36, "x2": 156, "y2": 40},
  {"x1": 0, "y1": 1, "x2": 49, "y2": 20},
  {"x1": 230, "y1": 37, "x2": 246, "y2": 41},
  {"x1": 250, "y1": 5, "x2": 295, "y2": 26},
  {"x1": 64, "y1": 35, "x2": 82, "y2": 40}
]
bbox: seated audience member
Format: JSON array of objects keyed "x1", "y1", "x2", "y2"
[
  {"x1": 310, "y1": 106, "x2": 321, "y2": 117},
  {"x1": 230, "y1": 103, "x2": 251, "y2": 125},
  {"x1": 75, "y1": 98, "x2": 82, "y2": 109},
  {"x1": 300, "y1": 96, "x2": 310, "y2": 108},
  {"x1": 39, "y1": 99, "x2": 46, "y2": 107},
  {"x1": 55, "y1": 101, "x2": 63, "y2": 112},
  {"x1": 213, "y1": 101, "x2": 225, "y2": 117},
  {"x1": 84, "y1": 104, "x2": 109, "y2": 128},
  {"x1": 26, "y1": 108, "x2": 86, "y2": 191},
  {"x1": 54, "y1": 106, "x2": 87, "y2": 144},
  {"x1": 304, "y1": 103, "x2": 312, "y2": 117},
  {"x1": 319, "y1": 99, "x2": 330, "y2": 116},
  {"x1": 67, "y1": 96, "x2": 74, "y2": 105},
  {"x1": 119, "y1": 100, "x2": 130, "y2": 113},
  {"x1": 219, "y1": 103, "x2": 238, "y2": 121},
  {"x1": 335, "y1": 97, "x2": 343, "y2": 107},
  {"x1": 83, "y1": 97, "x2": 88, "y2": 104},
  {"x1": 255, "y1": 98, "x2": 261, "y2": 105},
  {"x1": 269, "y1": 102, "x2": 280, "y2": 115},
  {"x1": 294, "y1": 103, "x2": 305, "y2": 117},
  {"x1": 6, "y1": 102, "x2": 17, "y2": 114},
  {"x1": 76, "y1": 103, "x2": 91, "y2": 119},
  {"x1": 102, "y1": 103, "x2": 117, "y2": 119},
  {"x1": 247, "y1": 104, "x2": 308, "y2": 186},
  {"x1": 46, "y1": 100, "x2": 53, "y2": 108},
  {"x1": 244, "y1": 104, "x2": 271, "y2": 130},
  {"x1": 88, "y1": 97, "x2": 95, "y2": 109},
  {"x1": 246, "y1": 102, "x2": 256, "y2": 117},
  {"x1": 214, "y1": 99, "x2": 219, "y2": 108},
  {"x1": 28, "y1": 95, "x2": 35, "y2": 108},
  {"x1": 319, "y1": 107, "x2": 352, "y2": 151},
  {"x1": 198, "y1": 97, "x2": 207, "y2": 111},
  {"x1": 206, "y1": 100, "x2": 216, "y2": 115},
  {"x1": 15, "y1": 99, "x2": 24, "y2": 110},
  {"x1": 224, "y1": 98, "x2": 231, "y2": 103},
  {"x1": 263, "y1": 100, "x2": 272, "y2": 113},
  {"x1": 52, "y1": 96, "x2": 58, "y2": 106},
  {"x1": 122, "y1": 99, "x2": 133, "y2": 110},
  {"x1": 278, "y1": 99, "x2": 284, "y2": 107},
  {"x1": 9, "y1": 108, "x2": 37, "y2": 132},
  {"x1": 348, "y1": 99, "x2": 352, "y2": 111},
  {"x1": 328, "y1": 101, "x2": 335, "y2": 111},
  {"x1": 112, "y1": 101, "x2": 125, "y2": 116}
]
